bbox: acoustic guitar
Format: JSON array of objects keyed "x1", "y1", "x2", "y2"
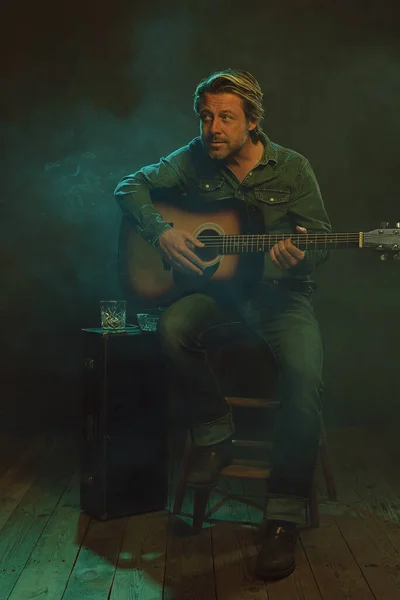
[{"x1": 118, "y1": 198, "x2": 400, "y2": 309}]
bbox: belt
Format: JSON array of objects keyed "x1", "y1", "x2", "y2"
[{"x1": 261, "y1": 279, "x2": 317, "y2": 294}]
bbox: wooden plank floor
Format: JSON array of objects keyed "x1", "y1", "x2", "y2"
[{"x1": 0, "y1": 426, "x2": 399, "y2": 600}]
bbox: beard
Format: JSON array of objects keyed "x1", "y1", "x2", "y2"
[
  {"x1": 207, "y1": 144, "x2": 230, "y2": 160},
  {"x1": 202, "y1": 133, "x2": 248, "y2": 161}
]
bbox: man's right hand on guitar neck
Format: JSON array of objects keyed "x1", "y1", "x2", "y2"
[{"x1": 157, "y1": 228, "x2": 206, "y2": 276}]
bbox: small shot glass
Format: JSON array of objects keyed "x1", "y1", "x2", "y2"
[{"x1": 136, "y1": 308, "x2": 165, "y2": 332}]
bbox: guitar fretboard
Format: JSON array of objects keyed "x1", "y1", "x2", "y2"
[{"x1": 199, "y1": 233, "x2": 362, "y2": 254}]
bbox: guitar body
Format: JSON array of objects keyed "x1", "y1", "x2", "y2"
[{"x1": 118, "y1": 198, "x2": 264, "y2": 310}]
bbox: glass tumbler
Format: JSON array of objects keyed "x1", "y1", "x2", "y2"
[{"x1": 100, "y1": 300, "x2": 127, "y2": 330}]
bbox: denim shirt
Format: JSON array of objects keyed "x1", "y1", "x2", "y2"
[{"x1": 114, "y1": 132, "x2": 332, "y2": 280}]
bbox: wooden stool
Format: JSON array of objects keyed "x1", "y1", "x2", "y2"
[
  {"x1": 172, "y1": 326, "x2": 337, "y2": 534},
  {"x1": 172, "y1": 395, "x2": 337, "y2": 534}
]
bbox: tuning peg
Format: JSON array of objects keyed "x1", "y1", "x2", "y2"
[
  {"x1": 380, "y1": 221, "x2": 389, "y2": 228},
  {"x1": 380, "y1": 253, "x2": 389, "y2": 260},
  {"x1": 396, "y1": 222, "x2": 400, "y2": 229}
]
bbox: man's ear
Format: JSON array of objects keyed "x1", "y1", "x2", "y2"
[{"x1": 248, "y1": 119, "x2": 258, "y2": 132}]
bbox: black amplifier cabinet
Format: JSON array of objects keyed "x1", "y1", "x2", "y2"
[{"x1": 80, "y1": 328, "x2": 168, "y2": 521}]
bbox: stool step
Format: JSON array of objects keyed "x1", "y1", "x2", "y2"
[
  {"x1": 225, "y1": 397, "x2": 279, "y2": 408},
  {"x1": 221, "y1": 459, "x2": 271, "y2": 479},
  {"x1": 232, "y1": 439, "x2": 272, "y2": 450}
]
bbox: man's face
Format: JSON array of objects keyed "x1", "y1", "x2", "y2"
[{"x1": 199, "y1": 92, "x2": 257, "y2": 161}]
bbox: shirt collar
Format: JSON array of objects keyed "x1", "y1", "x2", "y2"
[{"x1": 259, "y1": 131, "x2": 278, "y2": 166}]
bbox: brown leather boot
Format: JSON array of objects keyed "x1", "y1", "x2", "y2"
[
  {"x1": 185, "y1": 438, "x2": 233, "y2": 488},
  {"x1": 255, "y1": 520, "x2": 297, "y2": 580}
]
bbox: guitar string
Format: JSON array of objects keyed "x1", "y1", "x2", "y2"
[
  {"x1": 197, "y1": 238, "x2": 363, "y2": 242},
  {"x1": 196, "y1": 234, "x2": 371, "y2": 245},
  {"x1": 198, "y1": 244, "x2": 362, "y2": 248},
  {"x1": 196, "y1": 234, "x2": 362, "y2": 240},
  {"x1": 196, "y1": 235, "x2": 364, "y2": 247}
]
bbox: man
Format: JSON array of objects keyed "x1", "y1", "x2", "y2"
[{"x1": 114, "y1": 69, "x2": 331, "y2": 580}]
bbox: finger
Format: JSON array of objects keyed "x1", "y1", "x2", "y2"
[
  {"x1": 296, "y1": 225, "x2": 307, "y2": 232},
  {"x1": 168, "y1": 240, "x2": 205, "y2": 270},
  {"x1": 270, "y1": 245, "x2": 283, "y2": 270},
  {"x1": 171, "y1": 253, "x2": 204, "y2": 276},
  {"x1": 180, "y1": 247, "x2": 206, "y2": 270},
  {"x1": 279, "y1": 240, "x2": 300, "y2": 266},
  {"x1": 275, "y1": 241, "x2": 301, "y2": 268},
  {"x1": 277, "y1": 248, "x2": 294, "y2": 269},
  {"x1": 283, "y1": 238, "x2": 305, "y2": 260},
  {"x1": 270, "y1": 246, "x2": 279, "y2": 269},
  {"x1": 185, "y1": 232, "x2": 205, "y2": 248}
]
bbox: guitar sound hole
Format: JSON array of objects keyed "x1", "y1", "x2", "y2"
[{"x1": 196, "y1": 229, "x2": 221, "y2": 262}]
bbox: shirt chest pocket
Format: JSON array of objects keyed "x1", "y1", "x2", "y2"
[
  {"x1": 254, "y1": 188, "x2": 290, "y2": 227},
  {"x1": 196, "y1": 177, "x2": 225, "y2": 201}
]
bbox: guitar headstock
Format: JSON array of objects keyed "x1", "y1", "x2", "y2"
[{"x1": 364, "y1": 221, "x2": 400, "y2": 260}]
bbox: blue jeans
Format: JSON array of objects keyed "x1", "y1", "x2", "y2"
[{"x1": 158, "y1": 283, "x2": 323, "y2": 526}]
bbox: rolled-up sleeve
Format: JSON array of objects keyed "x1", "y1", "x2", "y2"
[
  {"x1": 114, "y1": 156, "x2": 185, "y2": 246},
  {"x1": 288, "y1": 158, "x2": 332, "y2": 276}
]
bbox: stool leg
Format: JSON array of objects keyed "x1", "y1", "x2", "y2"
[
  {"x1": 172, "y1": 432, "x2": 192, "y2": 515},
  {"x1": 320, "y1": 426, "x2": 337, "y2": 501},
  {"x1": 308, "y1": 482, "x2": 320, "y2": 528},
  {"x1": 173, "y1": 478, "x2": 187, "y2": 515},
  {"x1": 192, "y1": 488, "x2": 211, "y2": 534}
]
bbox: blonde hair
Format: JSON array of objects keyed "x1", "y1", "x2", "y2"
[{"x1": 193, "y1": 69, "x2": 264, "y2": 142}]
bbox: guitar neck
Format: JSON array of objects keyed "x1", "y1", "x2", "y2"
[{"x1": 201, "y1": 232, "x2": 363, "y2": 254}]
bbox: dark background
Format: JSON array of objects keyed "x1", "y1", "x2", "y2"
[{"x1": 1, "y1": 0, "x2": 399, "y2": 430}]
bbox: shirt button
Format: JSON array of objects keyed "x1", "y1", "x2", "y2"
[
  {"x1": 205, "y1": 184, "x2": 210, "y2": 189},
  {"x1": 270, "y1": 197, "x2": 275, "y2": 202}
]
